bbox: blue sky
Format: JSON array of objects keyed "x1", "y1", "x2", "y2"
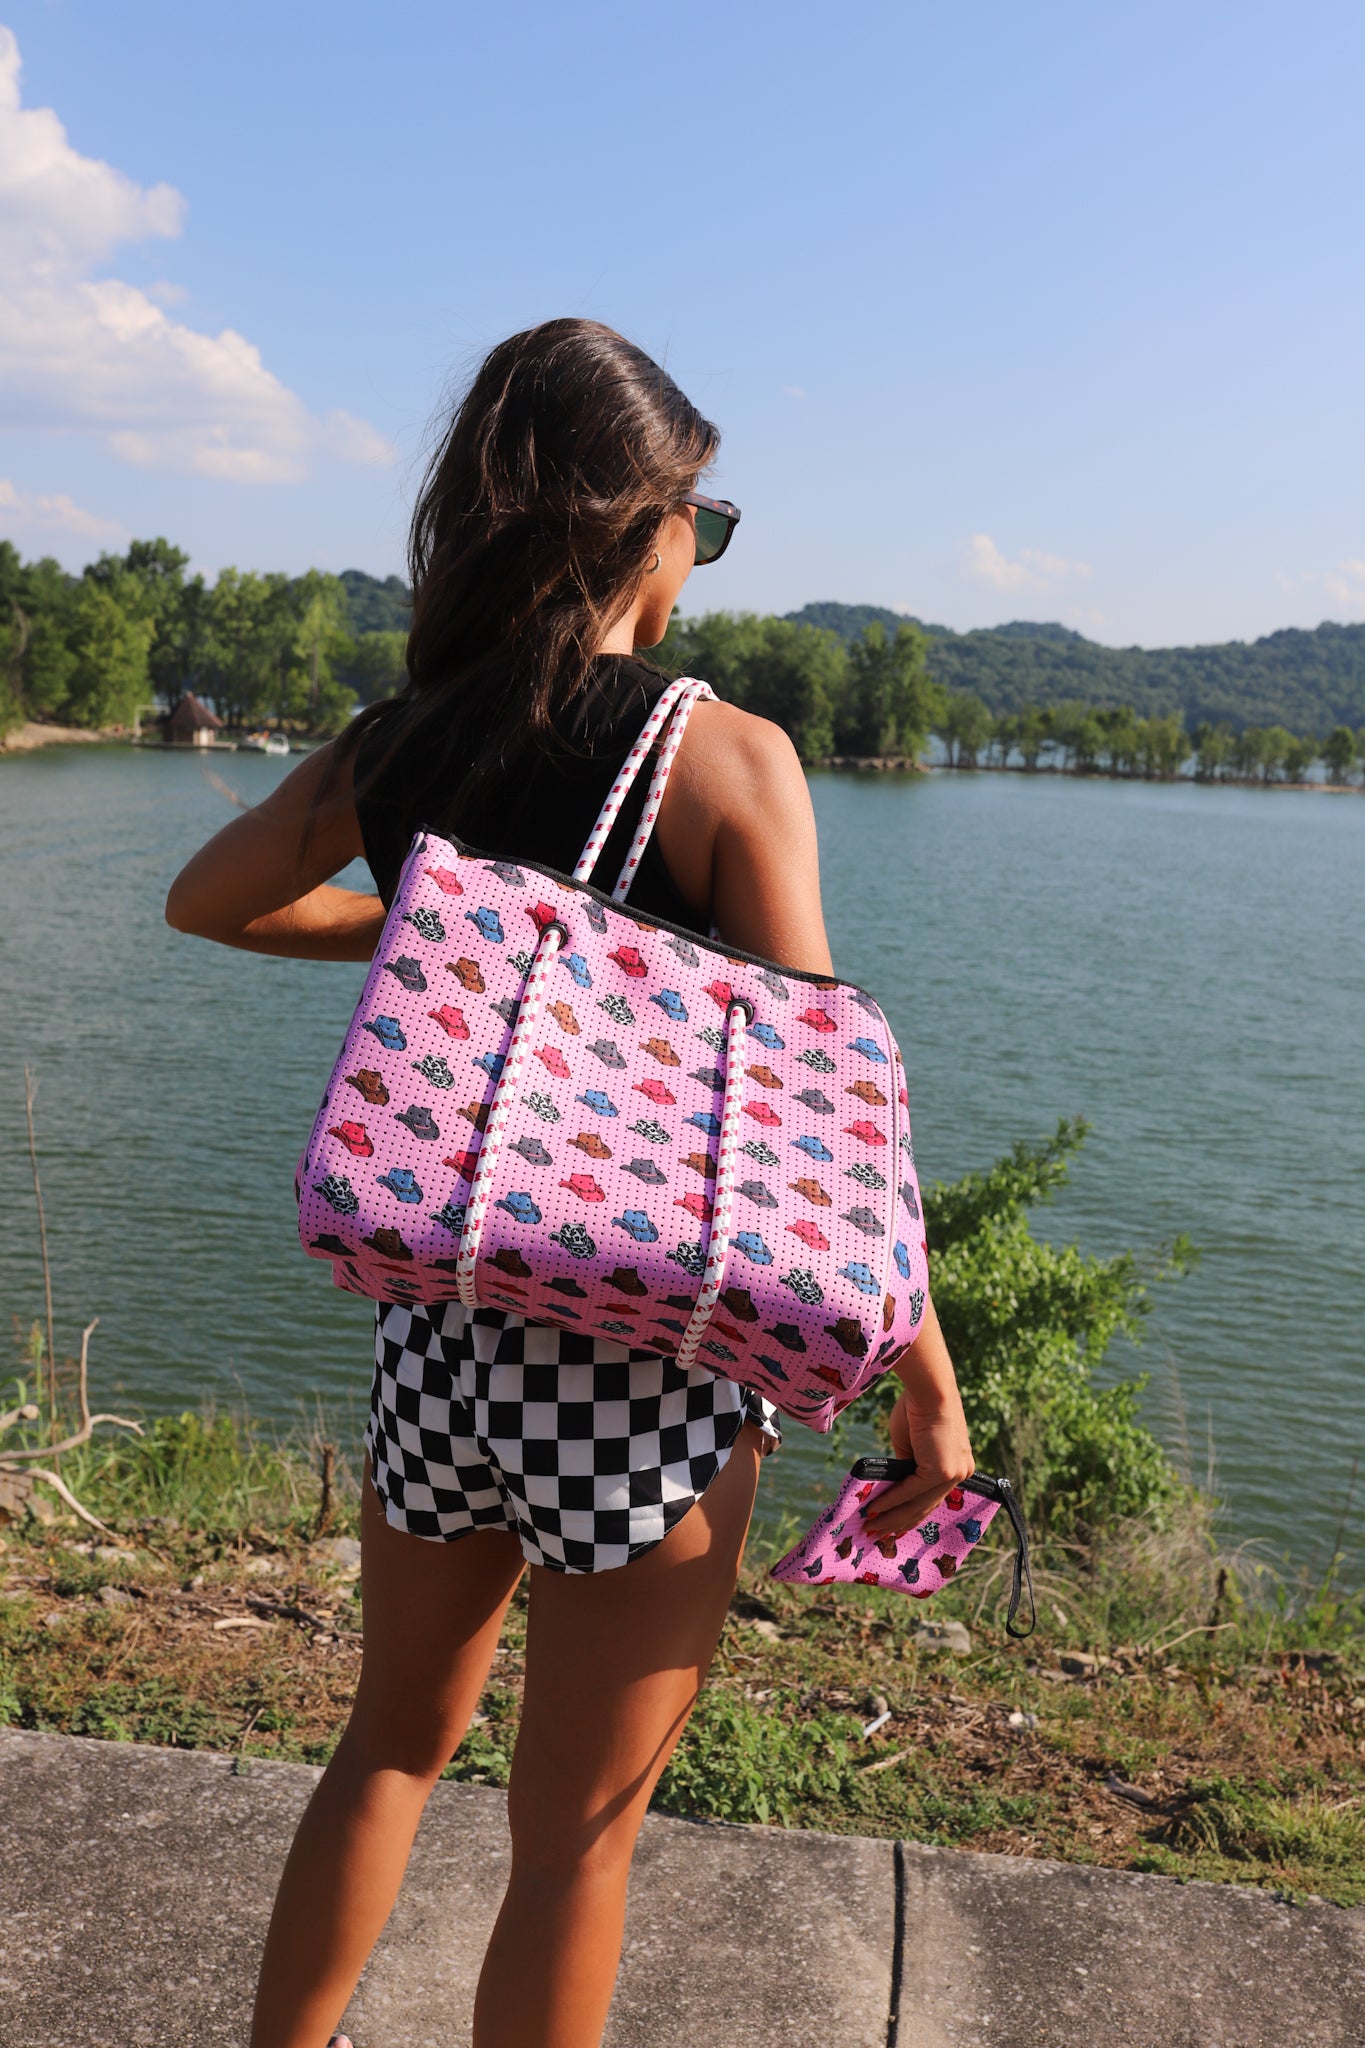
[{"x1": 1, "y1": 0, "x2": 1362, "y2": 646}]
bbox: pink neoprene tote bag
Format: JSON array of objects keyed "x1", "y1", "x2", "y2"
[{"x1": 296, "y1": 676, "x2": 931, "y2": 1432}]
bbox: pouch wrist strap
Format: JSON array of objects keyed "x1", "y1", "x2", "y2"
[{"x1": 991, "y1": 1477, "x2": 1036, "y2": 1639}]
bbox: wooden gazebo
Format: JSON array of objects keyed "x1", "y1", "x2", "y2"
[{"x1": 161, "y1": 694, "x2": 223, "y2": 748}]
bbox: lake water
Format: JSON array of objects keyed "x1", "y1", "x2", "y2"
[{"x1": 1, "y1": 746, "x2": 1361, "y2": 1577}]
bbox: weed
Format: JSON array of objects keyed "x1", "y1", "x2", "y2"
[{"x1": 657, "y1": 1691, "x2": 858, "y2": 1827}]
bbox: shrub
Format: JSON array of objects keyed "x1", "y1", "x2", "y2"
[{"x1": 851, "y1": 1118, "x2": 1192, "y2": 1534}]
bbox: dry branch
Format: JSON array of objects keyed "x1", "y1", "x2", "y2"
[
  {"x1": 23, "y1": 1466, "x2": 118, "y2": 1536},
  {"x1": 22, "y1": 1065, "x2": 56, "y2": 1436},
  {"x1": 0, "y1": 1321, "x2": 142, "y2": 1463}
]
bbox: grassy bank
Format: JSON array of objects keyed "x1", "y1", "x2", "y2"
[{"x1": 1, "y1": 1409, "x2": 1360, "y2": 1906}]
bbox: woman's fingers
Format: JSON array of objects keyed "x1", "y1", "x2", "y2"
[
  {"x1": 863, "y1": 1474, "x2": 949, "y2": 1538},
  {"x1": 864, "y1": 1465, "x2": 976, "y2": 1540}
]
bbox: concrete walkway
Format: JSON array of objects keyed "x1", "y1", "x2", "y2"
[{"x1": 0, "y1": 1729, "x2": 1361, "y2": 2048}]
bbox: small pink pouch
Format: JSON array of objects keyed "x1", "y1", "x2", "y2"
[{"x1": 771, "y1": 1456, "x2": 1035, "y2": 1637}]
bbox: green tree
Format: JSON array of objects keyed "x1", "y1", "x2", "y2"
[
  {"x1": 201, "y1": 569, "x2": 296, "y2": 729},
  {"x1": 1192, "y1": 721, "x2": 1234, "y2": 781},
  {"x1": 935, "y1": 690, "x2": 993, "y2": 769},
  {"x1": 1050, "y1": 702, "x2": 1103, "y2": 773},
  {"x1": 87, "y1": 539, "x2": 207, "y2": 704},
  {"x1": 1281, "y1": 735, "x2": 1316, "y2": 783},
  {"x1": 1230, "y1": 726, "x2": 1266, "y2": 780},
  {"x1": 1322, "y1": 726, "x2": 1357, "y2": 783},
  {"x1": 659, "y1": 610, "x2": 772, "y2": 707},
  {"x1": 1096, "y1": 705, "x2": 1140, "y2": 775},
  {"x1": 737, "y1": 619, "x2": 842, "y2": 760},
  {"x1": 0, "y1": 547, "x2": 78, "y2": 726},
  {"x1": 1256, "y1": 725, "x2": 1294, "y2": 783},
  {"x1": 990, "y1": 711, "x2": 1020, "y2": 767},
  {"x1": 1016, "y1": 704, "x2": 1048, "y2": 770},
  {"x1": 1138, "y1": 712, "x2": 1191, "y2": 781},
  {"x1": 283, "y1": 570, "x2": 356, "y2": 731},
  {"x1": 62, "y1": 582, "x2": 154, "y2": 727},
  {"x1": 344, "y1": 629, "x2": 408, "y2": 704},
  {"x1": 838, "y1": 621, "x2": 941, "y2": 757},
  {"x1": 851, "y1": 1120, "x2": 1190, "y2": 1534}
]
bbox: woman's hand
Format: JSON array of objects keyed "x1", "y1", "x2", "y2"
[{"x1": 862, "y1": 1297, "x2": 975, "y2": 1541}]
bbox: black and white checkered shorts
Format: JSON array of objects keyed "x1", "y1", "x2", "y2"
[{"x1": 365, "y1": 1300, "x2": 781, "y2": 1574}]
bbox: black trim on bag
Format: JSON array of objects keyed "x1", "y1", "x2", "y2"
[{"x1": 405, "y1": 827, "x2": 888, "y2": 1004}]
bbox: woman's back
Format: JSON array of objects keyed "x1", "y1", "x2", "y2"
[{"x1": 351, "y1": 654, "x2": 704, "y2": 937}]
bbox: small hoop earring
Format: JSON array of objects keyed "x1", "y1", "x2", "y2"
[{"x1": 647, "y1": 551, "x2": 661, "y2": 574}]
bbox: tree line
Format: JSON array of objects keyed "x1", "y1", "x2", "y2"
[
  {"x1": 659, "y1": 610, "x2": 1365, "y2": 784},
  {"x1": 789, "y1": 601, "x2": 1365, "y2": 737},
  {"x1": 4, "y1": 541, "x2": 1362, "y2": 785},
  {"x1": 0, "y1": 539, "x2": 406, "y2": 736}
]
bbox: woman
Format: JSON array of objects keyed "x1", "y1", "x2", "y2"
[{"x1": 166, "y1": 317, "x2": 973, "y2": 2048}]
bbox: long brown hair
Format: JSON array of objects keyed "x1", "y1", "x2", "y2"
[{"x1": 336, "y1": 318, "x2": 718, "y2": 838}]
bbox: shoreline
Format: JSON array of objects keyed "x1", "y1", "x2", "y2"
[
  {"x1": 0, "y1": 720, "x2": 127, "y2": 753},
  {"x1": 812, "y1": 754, "x2": 1364, "y2": 792}
]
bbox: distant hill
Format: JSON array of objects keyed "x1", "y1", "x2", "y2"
[
  {"x1": 783, "y1": 602, "x2": 1365, "y2": 734},
  {"x1": 340, "y1": 568, "x2": 410, "y2": 636}
]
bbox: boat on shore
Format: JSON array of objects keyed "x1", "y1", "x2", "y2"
[{"x1": 238, "y1": 731, "x2": 292, "y2": 756}]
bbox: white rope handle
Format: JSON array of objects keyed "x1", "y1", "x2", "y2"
[
  {"x1": 605, "y1": 677, "x2": 714, "y2": 902},
  {"x1": 455, "y1": 916, "x2": 566, "y2": 1307},
  {"x1": 673, "y1": 999, "x2": 750, "y2": 1371},
  {"x1": 573, "y1": 676, "x2": 715, "y2": 897}
]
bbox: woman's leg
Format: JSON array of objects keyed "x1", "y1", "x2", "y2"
[
  {"x1": 471, "y1": 1421, "x2": 764, "y2": 2048},
  {"x1": 249, "y1": 1461, "x2": 526, "y2": 2048}
]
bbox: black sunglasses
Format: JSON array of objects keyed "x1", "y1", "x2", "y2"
[{"x1": 685, "y1": 490, "x2": 741, "y2": 566}]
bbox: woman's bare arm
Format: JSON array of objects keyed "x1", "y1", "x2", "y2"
[
  {"x1": 660, "y1": 702, "x2": 973, "y2": 1520},
  {"x1": 655, "y1": 702, "x2": 835, "y2": 975},
  {"x1": 165, "y1": 743, "x2": 385, "y2": 962}
]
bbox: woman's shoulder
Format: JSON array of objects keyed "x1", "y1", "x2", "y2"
[{"x1": 682, "y1": 694, "x2": 804, "y2": 789}]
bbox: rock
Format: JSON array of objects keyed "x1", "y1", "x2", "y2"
[
  {"x1": 869, "y1": 1693, "x2": 890, "y2": 1719},
  {"x1": 40, "y1": 1609, "x2": 69, "y2": 1629},
  {"x1": 1059, "y1": 1651, "x2": 1098, "y2": 1677},
  {"x1": 1104, "y1": 1771, "x2": 1157, "y2": 1808},
  {"x1": 911, "y1": 1619, "x2": 972, "y2": 1655},
  {"x1": 749, "y1": 1619, "x2": 782, "y2": 1642},
  {"x1": 244, "y1": 1556, "x2": 280, "y2": 1578},
  {"x1": 26, "y1": 1490, "x2": 58, "y2": 1527},
  {"x1": 97, "y1": 1585, "x2": 134, "y2": 1608},
  {"x1": 0, "y1": 1471, "x2": 34, "y2": 1524},
  {"x1": 315, "y1": 1536, "x2": 362, "y2": 1573},
  {"x1": 1007, "y1": 1710, "x2": 1039, "y2": 1730},
  {"x1": 93, "y1": 1545, "x2": 136, "y2": 1566}
]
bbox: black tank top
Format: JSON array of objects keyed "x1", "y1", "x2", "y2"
[{"x1": 351, "y1": 655, "x2": 704, "y2": 937}]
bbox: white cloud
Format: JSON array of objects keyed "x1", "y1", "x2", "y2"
[
  {"x1": 1279, "y1": 560, "x2": 1365, "y2": 619},
  {"x1": 1321, "y1": 559, "x2": 1365, "y2": 616},
  {"x1": 0, "y1": 27, "x2": 393, "y2": 482},
  {"x1": 782, "y1": 384, "x2": 808, "y2": 400},
  {"x1": 963, "y1": 533, "x2": 1092, "y2": 593},
  {"x1": 0, "y1": 476, "x2": 126, "y2": 543}
]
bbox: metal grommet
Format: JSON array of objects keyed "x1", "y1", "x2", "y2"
[
  {"x1": 540, "y1": 918, "x2": 569, "y2": 947},
  {"x1": 730, "y1": 997, "x2": 755, "y2": 1027}
]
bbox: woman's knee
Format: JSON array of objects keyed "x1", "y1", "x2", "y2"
[
  {"x1": 505, "y1": 1776, "x2": 647, "y2": 1890},
  {"x1": 338, "y1": 1682, "x2": 467, "y2": 1787}
]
